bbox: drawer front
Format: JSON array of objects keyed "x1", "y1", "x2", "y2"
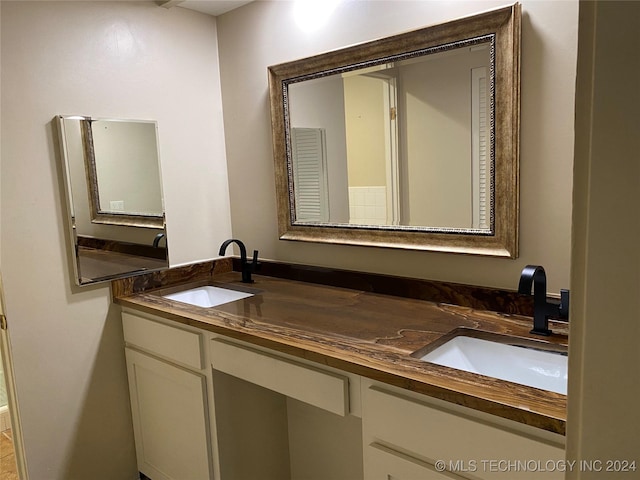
[
  {"x1": 123, "y1": 312, "x2": 203, "y2": 370},
  {"x1": 210, "y1": 338, "x2": 349, "y2": 416},
  {"x1": 365, "y1": 443, "x2": 466, "y2": 480},
  {"x1": 364, "y1": 386, "x2": 564, "y2": 480}
]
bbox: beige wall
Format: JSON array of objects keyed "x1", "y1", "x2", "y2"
[
  {"x1": 567, "y1": 1, "x2": 640, "y2": 477},
  {"x1": 344, "y1": 75, "x2": 387, "y2": 187},
  {"x1": 401, "y1": 49, "x2": 490, "y2": 228},
  {"x1": 91, "y1": 119, "x2": 162, "y2": 215},
  {"x1": 0, "y1": 2, "x2": 230, "y2": 479},
  {"x1": 217, "y1": 0, "x2": 578, "y2": 292}
]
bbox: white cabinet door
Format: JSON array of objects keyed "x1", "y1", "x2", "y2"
[{"x1": 126, "y1": 348, "x2": 213, "y2": 480}]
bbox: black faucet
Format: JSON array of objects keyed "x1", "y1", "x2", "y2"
[
  {"x1": 153, "y1": 233, "x2": 165, "y2": 248},
  {"x1": 518, "y1": 265, "x2": 570, "y2": 336},
  {"x1": 219, "y1": 239, "x2": 260, "y2": 283}
]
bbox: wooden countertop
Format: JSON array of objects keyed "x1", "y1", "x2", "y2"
[{"x1": 114, "y1": 271, "x2": 568, "y2": 435}]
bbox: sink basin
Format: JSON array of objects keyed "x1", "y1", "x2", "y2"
[
  {"x1": 163, "y1": 285, "x2": 254, "y2": 308},
  {"x1": 416, "y1": 332, "x2": 567, "y2": 394}
]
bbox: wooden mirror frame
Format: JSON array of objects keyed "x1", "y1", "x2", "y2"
[{"x1": 268, "y1": 4, "x2": 520, "y2": 258}]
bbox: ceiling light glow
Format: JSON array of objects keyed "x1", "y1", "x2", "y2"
[{"x1": 293, "y1": 0, "x2": 341, "y2": 32}]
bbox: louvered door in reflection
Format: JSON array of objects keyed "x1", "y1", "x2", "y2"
[{"x1": 291, "y1": 128, "x2": 329, "y2": 222}]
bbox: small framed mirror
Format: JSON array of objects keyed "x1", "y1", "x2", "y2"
[
  {"x1": 55, "y1": 115, "x2": 169, "y2": 286},
  {"x1": 82, "y1": 118, "x2": 165, "y2": 228},
  {"x1": 269, "y1": 4, "x2": 520, "y2": 257}
]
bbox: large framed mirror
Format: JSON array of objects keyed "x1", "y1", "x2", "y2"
[
  {"x1": 269, "y1": 4, "x2": 520, "y2": 257},
  {"x1": 55, "y1": 115, "x2": 169, "y2": 286}
]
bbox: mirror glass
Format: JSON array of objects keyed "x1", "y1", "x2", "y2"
[
  {"x1": 56, "y1": 115, "x2": 169, "y2": 285},
  {"x1": 85, "y1": 118, "x2": 164, "y2": 225},
  {"x1": 288, "y1": 41, "x2": 491, "y2": 230},
  {"x1": 269, "y1": 4, "x2": 520, "y2": 257}
]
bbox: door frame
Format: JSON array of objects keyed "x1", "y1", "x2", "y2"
[{"x1": 0, "y1": 272, "x2": 29, "y2": 479}]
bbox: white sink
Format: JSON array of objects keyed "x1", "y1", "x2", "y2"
[
  {"x1": 418, "y1": 335, "x2": 567, "y2": 394},
  {"x1": 163, "y1": 285, "x2": 254, "y2": 308}
]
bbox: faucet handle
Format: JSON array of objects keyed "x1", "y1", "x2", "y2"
[
  {"x1": 251, "y1": 250, "x2": 261, "y2": 271},
  {"x1": 559, "y1": 289, "x2": 570, "y2": 319}
]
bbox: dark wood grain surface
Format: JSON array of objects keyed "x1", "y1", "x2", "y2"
[
  {"x1": 114, "y1": 270, "x2": 568, "y2": 435},
  {"x1": 243, "y1": 258, "x2": 541, "y2": 316}
]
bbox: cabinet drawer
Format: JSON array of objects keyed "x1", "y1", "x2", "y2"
[
  {"x1": 364, "y1": 386, "x2": 564, "y2": 480},
  {"x1": 210, "y1": 338, "x2": 349, "y2": 416},
  {"x1": 366, "y1": 443, "x2": 463, "y2": 480},
  {"x1": 123, "y1": 312, "x2": 203, "y2": 370}
]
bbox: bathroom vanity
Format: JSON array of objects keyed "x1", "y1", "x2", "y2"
[{"x1": 114, "y1": 262, "x2": 567, "y2": 480}]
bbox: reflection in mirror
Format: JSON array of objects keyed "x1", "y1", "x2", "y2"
[
  {"x1": 289, "y1": 41, "x2": 491, "y2": 230},
  {"x1": 55, "y1": 115, "x2": 169, "y2": 286},
  {"x1": 269, "y1": 4, "x2": 520, "y2": 257},
  {"x1": 83, "y1": 118, "x2": 164, "y2": 227}
]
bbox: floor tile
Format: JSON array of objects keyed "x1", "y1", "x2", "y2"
[
  {"x1": 0, "y1": 433, "x2": 13, "y2": 459},
  {"x1": 0, "y1": 430, "x2": 17, "y2": 480}
]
